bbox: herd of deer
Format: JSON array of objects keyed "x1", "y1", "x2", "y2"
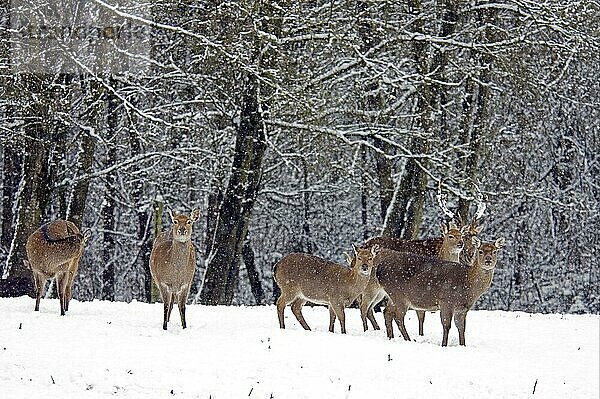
[
  {"x1": 274, "y1": 193, "x2": 505, "y2": 346},
  {"x1": 21, "y1": 189, "x2": 503, "y2": 346}
]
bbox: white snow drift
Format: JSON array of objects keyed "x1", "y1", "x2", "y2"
[{"x1": 0, "y1": 297, "x2": 597, "y2": 398}]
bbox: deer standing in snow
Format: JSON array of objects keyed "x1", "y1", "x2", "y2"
[
  {"x1": 377, "y1": 236, "x2": 505, "y2": 346},
  {"x1": 359, "y1": 221, "x2": 465, "y2": 332},
  {"x1": 24, "y1": 220, "x2": 91, "y2": 315},
  {"x1": 359, "y1": 184, "x2": 487, "y2": 334},
  {"x1": 150, "y1": 208, "x2": 199, "y2": 330},
  {"x1": 274, "y1": 245, "x2": 379, "y2": 334}
]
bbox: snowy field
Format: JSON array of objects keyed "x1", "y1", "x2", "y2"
[{"x1": 0, "y1": 297, "x2": 597, "y2": 399}]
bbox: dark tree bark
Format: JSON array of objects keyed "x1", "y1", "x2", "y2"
[
  {"x1": 372, "y1": 137, "x2": 395, "y2": 222},
  {"x1": 199, "y1": 77, "x2": 267, "y2": 305},
  {"x1": 67, "y1": 79, "x2": 98, "y2": 228},
  {"x1": 199, "y1": 2, "x2": 280, "y2": 305},
  {"x1": 101, "y1": 148, "x2": 117, "y2": 301},
  {"x1": 127, "y1": 128, "x2": 153, "y2": 302},
  {"x1": 2, "y1": 74, "x2": 55, "y2": 296},
  {"x1": 1, "y1": 145, "x2": 21, "y2": 257},
  {"x1": 301, "y1": 159, "x2": 313, "y2": 253},
  {"x1": 383, "y1": 0, "x2": 459, "y2": 239},
  {"x1": 242, "y1": 241, "x2": 264, "y2": 305},
  {"x1": 203, "y1": 188, "x2": 222, "y2": 259},
  {"x1": 100, "y1": 84, "x2": 120, "y2": 301},
  {"x1": 457, "y1": 8, "x2": 495, "y2": 222}
]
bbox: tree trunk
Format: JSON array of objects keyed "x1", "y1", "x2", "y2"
[
  {"x1": 101, "y1": 87, "x2": 118, "y2": 301},
  {"x1": 67, "y1": 78, "x2": 98, "y2": 228},
  {"x1": 101, "y1": 147, "x2": 117, "y2": 301},
  {"x1": 199, "y1": 77, "x2": 267, "y2": 305},
  {"x1": 383, "y1": 0, "x2": 459, "y2": 239},
  {"x1": 457, "y1": 8, "x2": 495, "y2": 222},
  {"x1": 242, "y1": 241, "x2": 264, "y2": 305},
  {"x1": 2, "y1": 74, "x2": 54, "y2": 295},
  {"x1": 1, "y1": 146, "x2": 21, "y2": 257}
]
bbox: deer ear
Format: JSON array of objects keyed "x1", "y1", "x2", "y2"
[
  {"x1": 471, "y1": 236, "x2": 481, "y2": 248},
  {"x1": 370, "y1": 244, "x2": 380, "y2": 257},
  {"x1": 168, "y1": 208, "x2": 177, "y2": 223},
  {"x1": 474, "y1": 224, "x2": 484, "y2": 234},
  {"x1": 343, "y1": 251, "x2": 352, "y2": 266},
  {"x1": 495, "y1": 237, "x2": 505, "y2": 249},
  {"x1": 190, "y1": 208, "x2": 200, "y2": 222},
  {"x1": 65, "y1": 223, "x2": 75, "y2": 236},
  {"x1": 352, "y1": 244, "x2": 358, "y2": 256},
  {"x1": 460, "y1": 225, "x2": 469, "y2": 234}
]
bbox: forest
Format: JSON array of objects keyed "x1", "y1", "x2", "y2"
[{"x1": 0, "y1": 0, "x2": 598, "y2": 314}]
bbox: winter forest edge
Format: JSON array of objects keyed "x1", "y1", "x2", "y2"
[{"x1": 0, "y1": 0, "x2": 598, "y2": 314}]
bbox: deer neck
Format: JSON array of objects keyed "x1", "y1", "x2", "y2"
[
  {"x1": 467, "y1": 259, "x2": 495, "y2": 299},
  {"x1": 350, "y1": 265, "x2": 371, "y2": 290},
  {"x1": 169, "y1": 231, "x2": 191, "y2": 259},
  {"x1": 438, "y1": 245, "x2": 460, "y2": 262}
]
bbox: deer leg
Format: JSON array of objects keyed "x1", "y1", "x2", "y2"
[
  {"x1": 359, "y1": 296, "x2": 370, "y2": 332},
  {"x1": 331, "y1": 303, "x2": 347, "y2": 334},
  {"x1": 367, "y1": 306, "x2": 380, "y2": 330},
  {"x1": 290, "y1": 299, "x2": 310, "y2": 331},
  {"x1": 383, "y1": 304, "x2": 395, "y2": 339},
  {"x1": 328, "y1": 306, "x2": 336, "y2": 332},
  {"x1": 34, "y1": 272, "x2": 45, "y2": 312},
  {"x1": 55, "y1": 271, "x2": 68, "y2": 316},
  {"x1": 454, "y1": 309, "x2": 467, "y2": 346},
  {"x1": 440, "y1": 307, "x2": 453, "y2": 347},
  {"x1": 161, "y1": 286, "x2": 172, "y2": 330},
  {"x1": 177, "y1": 290, "x2": 189, "y2": 329},
  {"x1": 393, "y1": 305, "x2": 411, "y2": 341},
  {"x1": 276, "y1": 293, "x2": 293, "y2": 329},
  {"x1": 162, "y1": 298, "x2": 170, "y2": 331},
  {"x1": 417, "y1": 310, "x2": 426, "y2": 336},
  {"x1": 65, "y1": 258, "x2": 79, "y2": 312},
  {"x1": 167, "y1": 293, "x2": 175, "y2": 322}
]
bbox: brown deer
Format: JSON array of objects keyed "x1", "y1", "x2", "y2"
[
  {"x1": 23, "y1": 220, "x2": 91, "y2": 315},
  {"x1": 359, "y1": 221, "x2": 465, "y2": 332},
  {"x1": 377, "y1": 236, "x2": 505, "y2": 346},
  {"x1": 359, "y1": 183, "x2": 487, "y2": 334},
  {"x1": 274, "y1": 245, "x2": 379, "y2": 334},
  {"x1": 150, "y1": 208, "x2": 199, "y2": 330}
]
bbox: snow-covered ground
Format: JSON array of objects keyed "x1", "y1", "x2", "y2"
[{"x1": 0, "y1": 297, "x2": 597, "y2": 399}]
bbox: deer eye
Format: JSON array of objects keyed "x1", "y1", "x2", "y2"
[
  {"x1": 479, "y1": 250, "x2": 484, "y2": 254},
  {"x1": 173, "y1": 220, "x2": 179, "y2": 224},
  {"x1": 186, "y1": 220, "x2": 192, "y2": 225}
]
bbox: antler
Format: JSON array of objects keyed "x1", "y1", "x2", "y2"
[
  {"x1": 436, "y1": 181, "x2": 456, "y2": 220},
  {"x1": 472, "y1": 185, "x2": 487, "y2": 222}
]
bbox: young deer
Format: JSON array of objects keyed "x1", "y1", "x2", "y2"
[
  {"x1": 23, "y1": 220, "x2": 91, "y2": 315},
  {"x1": 274, "y1": 245, "x2": 379, "y2": 334},
  {"x1": 377, "y1": 236, "x2": 505, "y2": 346},
  {"x1": 150, "y1": 208, "x2": 199, "y2": 330},
  {"x1": 359, "y1": 222, "x2": 466, "y2": 333}
]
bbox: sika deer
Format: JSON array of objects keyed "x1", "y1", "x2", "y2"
[
  {"x1": 377, "y1": 236, "x2": 505, "y2": 346},
  {"x1": 23, "y1": 220, "x2": 91, "y2": 315},
  {"x1": 274, "y1": 245, "x2": 379, "y2": 334},
  {"x1": 150, "y1": 208, "x2": 199, "y2": 330},
  {"x1": 359, "y1": 222, "x2": 465, "y2": 332}
]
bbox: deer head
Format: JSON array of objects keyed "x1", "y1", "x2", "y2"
[
  {"x1": 169, "y1": 208, "x2": 200, "y2": 243},
  {"x1": 472, "y1": 236, "x2": 505, "y2": 270},
  {"x1": 352, "y1": 244, "x2": 380, "y2": 276}
]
